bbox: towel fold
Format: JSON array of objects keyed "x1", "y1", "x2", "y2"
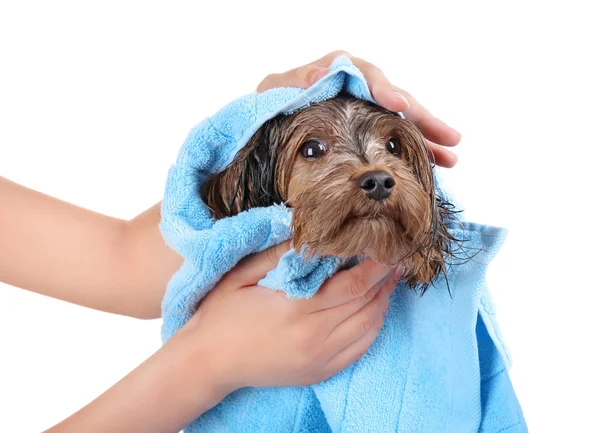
[{"x1": 160, "y1": 56, "x2": 527, "y2": 432}]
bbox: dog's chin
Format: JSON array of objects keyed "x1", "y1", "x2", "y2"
[{"x1": 303, "y1": 215, "x2": 416, "y2": 266}]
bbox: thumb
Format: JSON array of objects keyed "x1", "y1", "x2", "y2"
[{"x1": 218, "y1": 241, "x2": 293, "y2": 291}]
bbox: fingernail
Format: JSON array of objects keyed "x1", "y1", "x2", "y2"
[
  {"x1": 392, "y1": 266, "x2": 404, "y2": 281},
  {"x1": 309, "y1": 68, "x2": 329, "y2": 85},
  {"x1": 393, "y1": 91, "x2": 410, "y2": 108}
]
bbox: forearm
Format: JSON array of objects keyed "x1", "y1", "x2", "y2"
[
  {"x1": 43, "y1": 240, "x2": 398, "y2": 433},
  {"x1": 44, "y1": 324, "x2": 227, "y2": 433},
  {"x1": 0, "y1": 177, "x2": 182, "y2": 318}
]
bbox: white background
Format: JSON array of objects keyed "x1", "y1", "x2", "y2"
[{"x1": 1, "y1": 1, "x2": 598, "y2": 432}]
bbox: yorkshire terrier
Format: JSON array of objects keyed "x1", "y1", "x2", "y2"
[{"x1": 201, "y1": 94, "x2": 458, "y2": 290}]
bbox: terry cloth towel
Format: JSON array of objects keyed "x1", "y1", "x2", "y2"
[{"x1": 160, "y1": 56, "x2": 527, "y2": 433}]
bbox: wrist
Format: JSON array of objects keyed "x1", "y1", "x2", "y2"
[
  {"x1": 45, "y1": 325, "x2": 236, "y2": 433},
  {"x1": 173, "y1": 317, "x2": 240, "y2": 408}
]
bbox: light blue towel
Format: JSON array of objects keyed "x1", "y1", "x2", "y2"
[{"x1": 160, "y1": 56, "x2": 527, "y2": 432}]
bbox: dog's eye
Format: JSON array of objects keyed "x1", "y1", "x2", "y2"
[
  {"x1": 386, "y1": 138, "x2": 402, "y2": 156},
  {"x1": 300, "y1": 139, "x2": 327, "y2": 160}
]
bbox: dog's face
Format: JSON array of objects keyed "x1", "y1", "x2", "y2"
[{"x1": 201, "y1": 94, "x2": 454, "y2": 289}]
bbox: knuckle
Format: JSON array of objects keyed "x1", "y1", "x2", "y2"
[
  {"x1": 295, "y1": 64, "x2": 318, "y2": 84},
  {"x1": 360, "y1": 315, "x2": 373, "y2": 334},
  {"x1": 295, "y1": 65, "x2": 310, "y2": 81},
  {"x1": 361, "y1": 283, "x2": 379, "y2": 303},
  {"x1": 346, "y1": 274, "x2": 368, "y2": 299},
  {"x1": 330, "y1": 49, "x2": 351, "y2": 58},
  {"x1": 257, "y1": 73, "x2": 279, "y2": 92},
  {"x1": 363, "y1": 60, "x2": 381, "y2": 75}
]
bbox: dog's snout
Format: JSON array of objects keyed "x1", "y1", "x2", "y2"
[{"x1": 357, "y1": 170, "x2": 395, "y2": 201}]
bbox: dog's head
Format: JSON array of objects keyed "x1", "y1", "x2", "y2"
[{"x1": 201, "y1": 94, "x2": 456, "y2": 289}]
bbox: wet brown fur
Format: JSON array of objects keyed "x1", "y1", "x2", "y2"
[{"x1": 201, "y1": 94, "x2": 457, "y2": 290}]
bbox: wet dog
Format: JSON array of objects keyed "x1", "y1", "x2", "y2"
[{"x1": 201, "y1": 94, "x2": 458, "y2": 290}]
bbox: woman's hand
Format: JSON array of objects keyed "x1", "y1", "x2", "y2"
[
  {"x1": 46, "y1": 242, "x2": 400, "y2": 433},
  {"x1": 257, "y1": 50, "x2": 461, "y2": 168},
  {"x1": 0, "y1": 179, "x2": 179, "y2": 320},
  {"x1": 1, "y1": 52, "x2": 437, "y2": 322},
  {"x1": 186, "y1": 241, "x2": 400, "y2": 392}
]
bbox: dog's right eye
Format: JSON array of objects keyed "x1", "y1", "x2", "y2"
[
  {"x1": 386, "y1": 138, "x2": 402, "y2": 156},
  {"x1": 300, "y1": 139, "x2": 327, "y2": 160}
]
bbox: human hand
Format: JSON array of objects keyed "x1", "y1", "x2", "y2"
[
  {"x1": 257, "y1": 50, "x2": 461, "y2": 168},
  {"x1": 182, "y1": 241, "x2": 400, "y2": 396},
  {"x1": 45, "y1": 241, "x2": 399, "y2": 433}
]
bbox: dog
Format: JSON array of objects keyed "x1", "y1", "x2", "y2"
[{"x1": 200, "y1": 94, "x2": 458, "y2": 290}]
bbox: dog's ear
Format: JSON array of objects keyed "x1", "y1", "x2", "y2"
[
  {"x1": 405, "y1": 193, "x2": 455, "y2": 290},
  {"x1": 396, "y1": 119, "x2": 458, "y2": 291},
  {"x1": 200, "y1": 116, "x2": 287, "y2": 219}
]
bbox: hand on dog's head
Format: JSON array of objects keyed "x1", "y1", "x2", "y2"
[{"x1": 201, "y1": 94, "x2": 457, "y2": 290}]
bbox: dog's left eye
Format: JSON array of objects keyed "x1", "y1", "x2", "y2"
[
  {"x1": 300, "y1": 140, "x2": 327, "y2": 160},
  {"x1": 386, "y1": 138, "x2": 402, "y2": 156}
]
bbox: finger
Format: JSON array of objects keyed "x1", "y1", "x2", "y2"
[
  {"x1": 321, "y1": 296, "x2": 389, "y2": 377},
  {"x1": 348, "y1": 57, "x2": 410, "y2": 113},
  {"x1": 317, "y1": 269, "x2": 395, "y2": 328},
  {"x1": 327, "y1": 268, "x2": 399, "y2": 328},
  {"x1": 257, "y1": 64, "x2": 330, "y2": 92},
  {"x1": 312, "y1": 49, "x2": 353, "y2": 67},
  {"x1": 323, "y1": 326, "x2": 380, "y2": 378},
  {"x1": 310, "y1": 259, "x2": 392, "y2": 311},
  {"x1": 315, "y1": 53, "x2": 409, "y2": 112},
  {"x1": 399, "y1": 91, "x2": 461, "y2": 147},
  {"x1": 217, "y1": 241, "x2": 292, "y2": 291},
  {"x1": 426, "y1": 139, "x2": 458, "y2": 168},
  {"x1": 257, "y1": 50, "x2": 356, "y2": 92},
  {"x1": 324, "y1": 274, "x2": 395, "y2": 353},
  {"x1": 301, "y1": 50, "x2": 354, "y2": 70}
]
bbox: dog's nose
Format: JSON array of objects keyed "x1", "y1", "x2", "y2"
[{"x1": 357, "y1": 171, "x2": 395, "y2": 201}]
